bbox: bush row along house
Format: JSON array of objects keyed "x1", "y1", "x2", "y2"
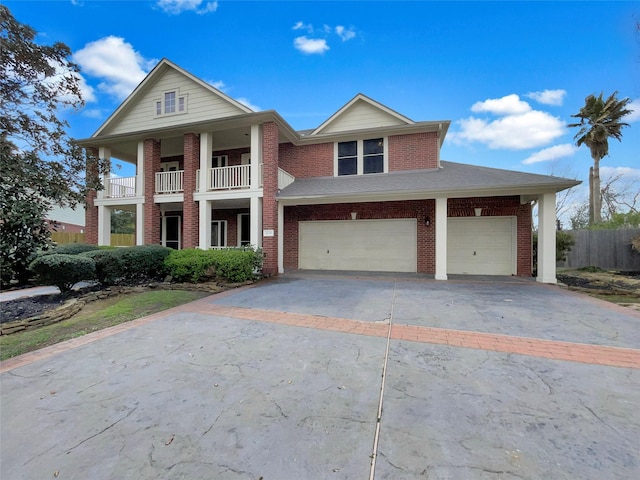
[{"x1": 77, "y1": 59, "x2": 578, "y2": 283}]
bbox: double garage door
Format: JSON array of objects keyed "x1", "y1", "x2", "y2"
[
  {"x1": 299, "y1": 219, "x2": 417, "y2": 272},
  {"x1": 298, "y1": 217, "x2": 516, "y2": 275}
]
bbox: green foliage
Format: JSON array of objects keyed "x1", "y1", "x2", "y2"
[
  {"x1": 111, "y1": 209, "x2": 136, "y2": 234},
  {"x1": 555, "y1": 231, "x2": 575, "y2": 262},
  {"x1": 117, "y1": 245, "x2": 172, "y2": 283},
  {"x1": 532, "y1": 230, "x2": 576, "y2": 273},
  {"x1": 0, "y1": 6, "x2": 108, "y2": 286},
  {"x1": 578, "y1": 266, "x2": 605, "y2": 273},
  {"x1": 81, "y1": 249, "x2": 125, "y2": 286},
  {"x1": 29, "y1": 254, "x2": 96, "y2": 292},
  {"x1": 45, "y1": 243, "x2": 101, "y2": 256},
  {"x1": 0, "y1": 184, "x2": 53, "y2": 287},
  {"x1": 165, "y1": 249, "x2": 216, "y2": 283},
  {"x1": 165, "y1": 247, "x2": 264, "y2": 283}
]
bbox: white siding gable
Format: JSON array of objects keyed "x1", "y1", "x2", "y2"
[
  {"x1": 104, "y1": 69, "x2": 249, "y2": 136},
  {"x1": 320, "y1": 100, "x2": 408, "y2": 134}
]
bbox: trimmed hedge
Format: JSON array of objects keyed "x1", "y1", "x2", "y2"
[
  {"x1": 43, "y1": 243, "x2": 102, "y2": 256},
  {"x1": 165, "y1": 247, "x2": 263, "y2": 283},
  {"x1": 118, "y1": 245, "x2": 172, "y2": 283},
  {"x1": 30, "y1": 254, "x2": 96, "y2": 292},
  {"x1": 81, "y1": 249, "x2": 125, "y2": 286}
]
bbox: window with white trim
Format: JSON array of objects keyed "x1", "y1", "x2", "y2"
[
  {"x1": 212, "y1": 155, "x2": 228, "y2": 168},
  {"x1": 155, "y1": 90, "x2": 187, "y2": 117},
  {"x1": 336, "y1": 137, "x2": 386, "y2": 176},
  {"x1": 211, "y1": 220, "x2": 227, "y2": 248}
]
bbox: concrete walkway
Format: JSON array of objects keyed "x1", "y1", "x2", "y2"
[{"x1": 1, "y1": 274, "x2": 639, "y2": 479}]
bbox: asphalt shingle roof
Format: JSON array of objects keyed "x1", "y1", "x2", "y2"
[{"x1": 277, "y1": 161, "x2": 579, "y2": 200}]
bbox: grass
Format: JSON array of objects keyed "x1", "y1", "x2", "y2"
[{"x1": 0, "y1": 290, "x2": 209, "y2": 361}]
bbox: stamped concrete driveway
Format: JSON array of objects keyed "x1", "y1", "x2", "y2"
[{"x1": 1, "y1": 273, "x2": 639, "y2": 479}]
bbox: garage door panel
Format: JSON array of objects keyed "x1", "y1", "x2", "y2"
[
  {"x1": 447, "y1": 217, "x2": 515, "y2": 275},
  {"x1": 299, "y1": 219, "x2": 417, "y2": 273}
]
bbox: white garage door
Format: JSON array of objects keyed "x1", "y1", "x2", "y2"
[
  {"x1": 447, "y1": 217, "x2": 515, "y2": 275},
  {"x1": 299, "y1": 219, "x2": 417, "y2": 272}
]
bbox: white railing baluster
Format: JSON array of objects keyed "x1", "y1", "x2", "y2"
[{"x1": 155, "y1": 170, "x2": 184, "y2": 194}]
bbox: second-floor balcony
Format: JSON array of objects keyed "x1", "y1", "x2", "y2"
[
  {"x1": 195, "y1": 164, "x2": 264, "y2": 192},
  {"x1": 100, "y1": 175, "x2": 137, "y2": 199}
]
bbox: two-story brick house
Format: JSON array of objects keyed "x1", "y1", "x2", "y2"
[{"x1": 78, "y1": 59, "x2": 577, "y2": 283}]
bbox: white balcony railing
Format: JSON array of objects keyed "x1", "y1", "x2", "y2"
[
  {"x1": 278, "y1": 168, "x2": 295, "y2": 189},
  {"x1": 196, "y1": 164, "x2": 265, "y2": 192},
  {"x1": 103, "y1": 176, "x2": 137, "y2": 198},
  {"x1": 155, "y1": 170, "x2": 184, "y2": 194}
]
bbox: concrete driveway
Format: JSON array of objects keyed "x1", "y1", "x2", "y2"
[{"x1": 1, "y1": 273, "x2": 639, "y2": 479}]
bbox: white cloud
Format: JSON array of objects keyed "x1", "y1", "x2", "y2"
[
  {"x1": 626, "y1": 99, "x2": 640, "y2": 122},
  {"x1": 600, "y1": 165, "x2": 640, "y2": 180},
  {"x1": 454, "y1": 110, "x2": 565, "y2": 150},
  {"x1": 156, "y1": 0, "x2": 218, "y2": 15},
  {"x1": 522, "y1": 143, "x2": 577, "y2": 165},
  {"x1": 471, "y1": 94, "x2": 531, "y2": 115},
  {"x1": 293, "y1": 21, "x2": 314, "y2": 34},
  {"x1": 526, "y1": 89, "x2": 567, "y2": 106},
  {"x1": 208, "y1": 80, "x2": 226, "y2": 90},
  {"x1": 82, "y1": 108, "x2": 103, "y2": 119},
  {"x1": 236, "y1": 97, "x2": 260, "y2": 112},
  {"x1": 73, "y1": 36, "x2": 156, "y2": 100},
  {"x1": 335, "y1": 25, "x2": 356, "y2": 41},
  {"x1": 453, "y1": 94, "x2": 566, "y2": 150},
  {"x1": 294, "y1": 36, "x2": 329, "y2": 55}
]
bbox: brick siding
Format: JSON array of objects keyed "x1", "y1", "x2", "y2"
[
  {"x1": 261, "y1": 122, "x2": 279, "y2": 275},
  {"x1": 143, "y1": 139, "x2": 161, "y2": 244},
  {"x1": 183, "y1": 133, "x2": 199, "y2": 248},
  {"x1": 388, "y1": 132, "x2": 439, "y2": 171},
  {"x1": 84, "y1": 148, "x2": 99, "y2": 245}
]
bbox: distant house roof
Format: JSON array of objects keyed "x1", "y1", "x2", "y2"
[{"x1": 277, "y1": 161, "x2": 580, "y2": 204}]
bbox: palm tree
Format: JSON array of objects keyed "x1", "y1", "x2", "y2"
[{"x1": 568, "y1": 92, "x2": 632, "y2": 225}]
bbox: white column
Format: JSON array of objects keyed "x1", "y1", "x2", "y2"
[
  {"x1": 537, "y1": 192, "x2": 557, "y2": 284},
  {"x1": 250, "y1": 196, "x2": 262, "y2": 248},
  {"x1": 434, "y1": 197, "x2": 448, "y2": 280},
  {"x1": 97, "y1": 205, "x2": 111, "y2": 246},
  {"x1": 136, "y1": 141, "x2": 144, "y2": 196},
  {"x1": 278, "y1": 201, "x2": 284, "y2": 273},
  {"x1": 250, "y1": 124, "x2": 262, "y2": 189},
  {"x1": 135, "y1": 203, "x2": 144, "y2": 245},
  {"x1": 199, "y1": 132, "x2": 213, "y2": 192},
  {"x1": 199, "y1": 199, "x2": 212, "y2": 249},
  {"x1": 99, "y1": 147, "x2": 111, "y2": 199}
]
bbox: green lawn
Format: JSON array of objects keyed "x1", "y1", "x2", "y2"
[{"x1": 0, "y1": 290, "x2": 209, "y2": 361}]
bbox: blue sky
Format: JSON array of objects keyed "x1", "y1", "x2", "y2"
[{"x1": 6, "y1": 0, "x2": 640, "y2": 216}]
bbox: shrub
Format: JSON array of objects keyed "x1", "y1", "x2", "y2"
[
  {"x1": 164, "y1": 247, "x2": 263, "y2": 283},
  {"x1": 81, "y1": 249, "x2": 125, "y2": 286},
  {"x1": 30, "y1": 254, "x2": 96, "y2": 292},
  {"x1": 118, "y1": 245, "x2": 171, "y2": 283},
  {"x1": 44, "y1": 243, "x2": 101, "y2": 256},
  {"x1": 165, "y1": 249, "x2": 216, "y2": 283}
]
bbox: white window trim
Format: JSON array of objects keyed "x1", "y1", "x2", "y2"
[
  {"x1": 211, "y1": 219, "x2": 228, "y2": 248},
  {"x1": 212, "y1": 155, "x2": 228, "y2": 168},
  {"x1": 334, "y1": 137, "x2": 388, "y2": 176},
  {"x1": 154, "y1": 89, "x2": 188, "y2": 118}
]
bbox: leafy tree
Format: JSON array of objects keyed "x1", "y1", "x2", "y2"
[
  {"x1": 568, "y1": 92, "x2": 632, "y2": 225},
  {"x1": 111, "y1": 209, "x2": 136, "y2": 234},
  {"x1": 0, "y1": 6, "x2": 105, "y2": 286}
]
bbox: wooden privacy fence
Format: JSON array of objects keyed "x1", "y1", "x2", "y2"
[
  {"x1": 51, "y1": 232, "x2": 135, "y2": 247},
  {"x1": 561, "y1": 228, "x2": 640, "y2": 271}
]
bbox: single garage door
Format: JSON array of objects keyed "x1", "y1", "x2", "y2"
[
  {"x1": 299, "y1": 219, "x2": 417, "y2": 272},
  {"x1": 447, "y1": 217, "x2": 515, "y2": 275}
]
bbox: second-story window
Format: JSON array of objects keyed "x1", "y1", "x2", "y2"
[
  {"x1": 336, "y1": 138, "x2": 386, "y2": 176},
  {"x1": 165, "y1": 92, "x2": 176, "y2": 113},
  {"x1": 155, "y1": 90, "x2": 187, "y2": 117}
]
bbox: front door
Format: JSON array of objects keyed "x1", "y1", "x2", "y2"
[{"x1": 162, "y1": 215, "x2": 181, "y2": 250}]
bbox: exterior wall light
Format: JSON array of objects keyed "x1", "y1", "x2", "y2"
[
  {"x1": 351, "y1": 212, "x2": 357, "y2": 220},
  {"x1": 425, "y1": 216, "x2": 431, "y2": 226},
  {"x1": 474, "y1": 207, "x2": 483, "y2": 217}
]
